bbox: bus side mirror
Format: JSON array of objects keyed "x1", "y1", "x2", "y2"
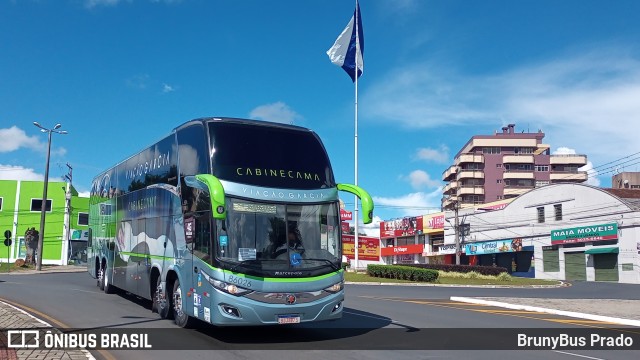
[
  {"x1": 185, "y1": 174, "x2": 227, "y2": 220},
  {"x1": 337, "y1": 183, "x2": 374, "y2": 224}
]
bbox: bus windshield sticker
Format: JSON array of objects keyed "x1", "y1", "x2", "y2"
[
  {"x1": 238, "y1": 248, "x2": 257, "y2": 261},
  {"x1": 232, "y1": 203, "x2": 277, "y2": 214},
  {"x1": 290, "y1": 253, "x2": 302, "y2": 266},
  {"x1": 219, "y1": 235, "x2": 228, "y2": 246}
]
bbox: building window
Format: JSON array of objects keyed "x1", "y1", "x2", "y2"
[
  {"x1": 496, "y1": 164, "x2": 503, "y2": 168},
  {"x1": 537, "y1": 207, "x2": 545, "y2": 223},
  {"x1": 631, "y1": 185, "x2": 640, "y2": 189},
  {"x1": 78, "y1": 212, "x2": 89, "y2": 226},
  {"x1": 497, "y1": 195, "x2": 504, "y2": 200},
  {"x1": 535, "y1": 180, "x2": 550, "y2": 187},
  {"x1": 31, "y1": 199, "x2": 52, "y2": 212},
  {"x1": 496, "y1": 179, "x2": 503, "y2": 184},
  {"x1": 535, "y1": 165, "x2": 549, "y2": 172},
  {"x1": 515, "y1": 147, "x2": 534, "y2": 154},
  {"x1": 554, "y1": 204, "x2": 562, "y2": 221},
  {"x1": 483, "y1": 147, "x2": 501, "y2": 154}
]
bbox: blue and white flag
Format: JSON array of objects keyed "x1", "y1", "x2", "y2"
[{"x1": 326, "y1": 1, "x2": 364, "y2": 82}]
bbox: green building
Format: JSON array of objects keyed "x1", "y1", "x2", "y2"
[{"x1": 0, "y1": 179, "x2": 89, "y2": 265}]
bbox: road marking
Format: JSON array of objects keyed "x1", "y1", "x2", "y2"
[
  {"x1": 0, "y1": 297, "x2": 117, "y2": 360},
  {"x1": 552, "y1": 350, "x2": 606, "y2": 360}
]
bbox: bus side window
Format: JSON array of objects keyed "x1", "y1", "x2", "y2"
[{"x1": 193, "y1": 211, "x2": 212, "y2": 264}]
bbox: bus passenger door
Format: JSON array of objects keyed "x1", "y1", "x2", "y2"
[{"x1": 189, "y1": 210, "x2": 212, "y2": 322}]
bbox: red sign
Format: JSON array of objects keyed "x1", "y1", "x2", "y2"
[
  {"x1": 380, "y1": 244, "x2": 424, "y2": 257},
  {"x1": 342, "y1": 235, "x2": 380, "y2": 261},
  {"x1": 379, "y1": 216, "x2": 423, "y2": 239},
  {"x1": 340, "y1": 209, "x2": 352, "y2": 221},
  {"x1": 341, "y1": 222, "x2": 350, "y2": 233}
]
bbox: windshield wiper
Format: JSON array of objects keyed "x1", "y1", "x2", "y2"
[
  {"x1": 301, "y1": 258, "x2": 340, "y2": 272},
  {"x1": 226, "y1": 259, "x2": 281, "y2": 274}
]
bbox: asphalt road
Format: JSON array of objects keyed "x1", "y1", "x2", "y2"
[{"x1": 1, "y1": 272, "x2": 639, "y2": 360}]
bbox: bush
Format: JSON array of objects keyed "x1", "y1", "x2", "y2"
[
  {"x1": 404, "y1": 263, "x2": 508, "y2": 276},
  {"x1": 367, "y1": 264, "x2": 439, "y2": 282},
  {"x1": 496, "y1": 272, "x2": 513, "y2": 282}
]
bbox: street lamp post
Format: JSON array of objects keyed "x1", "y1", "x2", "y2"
[{"x1": 34, "y1": 122, "x2": 67, "y2": 271}]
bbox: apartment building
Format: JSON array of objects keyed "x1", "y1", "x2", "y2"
[
  {"x1": 442, "y1": 124, "x2": 588, "y2": 209},
  {"x1": 612, "y1": 172, "x2": 640, "y2": 190}
]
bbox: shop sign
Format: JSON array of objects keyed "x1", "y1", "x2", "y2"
[
  {"x1": 465, "y1": 239, "x2": 523, "y2": 255},
  {"x1": 340, "y1": 209, "x2": 352, "y2": 221},
  {"x1": 381, "y1": 244, "x2": 424, "y2": 257},
  {"x1": 423, "y1": 213, "x2": 444, "y2": 234},
  {"x1": 551, "y1": 223, "x2": 618, "y2": 245},
  {"x1": 379, "y1": 216, "x2": 423, "y2": 238},
  {"x1": 342, "y1": 234, "x2": 380, "y2": 261},
  {"x1": 435, "y1": 244, "x2": 462, "y2": 255},
  {"x1": 341, "y1": 222, "x2": 350, "y2": 233}
]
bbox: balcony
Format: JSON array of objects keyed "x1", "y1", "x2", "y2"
[
  {"x1": 550, "y1": 154, "x2": 587, "y2": 166},
  {"x1": 441, "y1": 195, "x2": 458, "y2": 209},
  {"x1": 503, "y1": 186, "x2": 532, "y2": 196},
  {"x1": 503, "y1": 155, "x2": 534, "y2": 164},
  {"x1": 457, "y1": 170, "x2": 484, "y2": 180},
  {"x1": 443, "y1": 181, "x2": 458, "y2": 195},
  {"x1": 550, "y1": 171, "x2": 588, "y2": 182},
  {"x1": 455, "y1": 153, "x2": 484, "y2": 166},
  {"x1": 503, "y1": 171, "x2": 534, "y2": 179},
  {"x1": 442, "y1": 165, "x2": 458, "y2": 181},
  {"x1": 457, "y1": 185, "x2": 485, "y2": 196}
]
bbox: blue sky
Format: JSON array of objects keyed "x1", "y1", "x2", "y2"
[{"x1": 2, "y1": 0, "x2": 640, "y2": 236}]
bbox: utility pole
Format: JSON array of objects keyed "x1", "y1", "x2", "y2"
[{"x1": 454, "y1": 200, "x2": 460, "y2": 265}]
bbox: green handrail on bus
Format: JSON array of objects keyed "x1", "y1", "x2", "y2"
[
  {"x1": 336, "y1": 183, "x2": 374, "y2": 224},
  {"x1": 195, "y1": 174, "x2": 227, "y2": 219}
]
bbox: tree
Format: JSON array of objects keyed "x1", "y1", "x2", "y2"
[{"x1": 24, "y1": 227, "x2": 39, "y2": 265}]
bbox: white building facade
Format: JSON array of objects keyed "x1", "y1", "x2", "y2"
[{"x1": 444, "y1": 184, "x2": 640, "y2": 284}]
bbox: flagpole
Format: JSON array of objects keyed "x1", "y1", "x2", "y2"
[{"x1": 353, "y1": 0, "x2": 360, "y2": 271}]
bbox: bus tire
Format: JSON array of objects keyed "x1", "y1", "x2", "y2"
[
  {"x1": 154, "y1": 277, "x2": 170, "y2": 319},
  {"x1": 102, "y1": 266, "x2": 115, "y2": 294},
  {"x1": 172, "y1": 278, "x2": 195, "y2": 328},
  {"x1": 98, "y1": 266, "x2": 105, "y2": 291}
]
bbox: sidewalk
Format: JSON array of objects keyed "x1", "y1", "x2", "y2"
[
  {"x1": 0, "y1": 300, "x2": 94, "y2": 360},
  {"x1": 451, "y1": 296, "x2": 640, "y2": 327},
  {"x1": 0, "y1": 264, "x2": 86, "y2": 276},
  {"x1": 0, "y1": 265, "x2": 92, "y2": 359}
]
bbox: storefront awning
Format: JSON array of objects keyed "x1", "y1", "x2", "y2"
[{"x1": 584, "y1": 247, "x2": 619, "y2": 254}]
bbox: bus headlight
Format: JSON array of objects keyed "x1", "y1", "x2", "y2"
[
  {"x1": 324, "y1": 281, "x2": 343, "y2": 293},
  {"x1": 210, "y1": 279, "x2": 253, "y2": 296}
]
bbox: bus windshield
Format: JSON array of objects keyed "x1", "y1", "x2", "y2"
[{"x1": 216, "y1": 197, "x2": 341, "y2": 274}]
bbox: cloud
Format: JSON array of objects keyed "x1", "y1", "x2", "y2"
[
  {"x1": 414, "y1": 145, "x2": 449, "y2": 164},
  {"x1": 0, "y1": 165, "x2": 44, "y2": 181},
  {"x1": 126, "y1": 74, "x2": 150, "y2": 90},
  {"x1": 162, "y1": 83, "x2": 175, "y2": 93},
  {"x1": 373, "y1": 189, "x2": 442, "y2": 217},
  {"x1": 362, "y1": 45, "x2": 640, "y2": 170},
  {"x1": 84, "y1": 0, "x2": 123, "y2": 9},
  {"x1": 0, "y1": 126, "x2": 43, "y2": 153},
  {"x1": 249, "y1": 102, "x2": 303, "y2": 124},
  {"x1": 400, "y1": 170, "x2": 441, "y2": 190}
]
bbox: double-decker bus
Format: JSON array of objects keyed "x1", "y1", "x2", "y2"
[{"x1": 87, "y1": 117, "x2": 373, "y2": 327}]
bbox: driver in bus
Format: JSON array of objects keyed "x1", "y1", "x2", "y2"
[{"x1": 270, "y1": 223, "x2": 305, "y2": 258}]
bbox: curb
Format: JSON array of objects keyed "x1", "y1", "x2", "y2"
[
  {"x1": 0, "y1": 268, "x2": 86, "y2": 276},
  {"x1": 0, "y1": 300, "x2": 96, "y2": 360},
  {"x1": 345, "y1": 281, "x2": 568, "y2": 288},
  {"x1": 450, "y1": 296, "x2": 640, "y2": 327}
]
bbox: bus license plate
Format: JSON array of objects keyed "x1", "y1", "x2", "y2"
[{"x1": 278, "y1": 315, "x2": 300, "y2": 324}]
